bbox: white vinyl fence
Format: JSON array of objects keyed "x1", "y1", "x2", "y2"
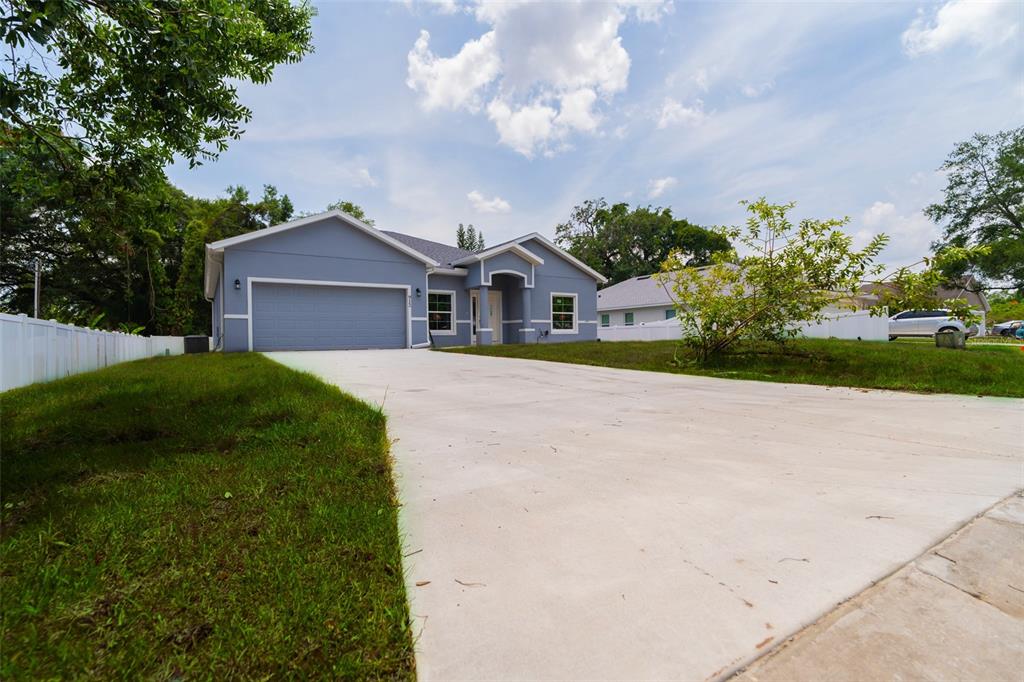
[
  {"x1": 795, "y1": 309, "x2": 889, "y2": 341},
  {"x1": 598, "y1": 309, "x2": 889, "y2": 343},
  {"x1": 598, "y1": 317, "x2": 682, "y2": 342},
  {"x1": 1, "y1": 313, "x2": 194, "y2": 392}
]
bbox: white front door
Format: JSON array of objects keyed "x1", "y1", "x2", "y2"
[
  {"x1": 471, "y1": 290, "x2": 502, "y2": 344},
  {"x1": 490, "y1": 291, "x2": 502, "y2": 343}
]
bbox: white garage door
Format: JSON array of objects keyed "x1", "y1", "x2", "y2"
[{"x1": 251, "y1": 283, "x2": 407, "y2": 351}]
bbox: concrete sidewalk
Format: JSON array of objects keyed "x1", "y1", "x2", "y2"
[
  {"x1": 735, "y1": 493, "x2": 1024, "y2": 681},
  {"x1": 269, "y1": 349, "x2": 1023, "y2": 681}
]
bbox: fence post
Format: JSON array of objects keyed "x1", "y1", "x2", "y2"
[
  {"x1": 17, "y1": 313, "x2": 28, "y2": 390},
  {"x1": 46, "y1": 319, "x2": 58, "y2": 382}
]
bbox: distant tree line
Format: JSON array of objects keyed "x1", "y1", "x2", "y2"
[{"x1": 554, "y1": 199, "x2": 732, "y2": 286}]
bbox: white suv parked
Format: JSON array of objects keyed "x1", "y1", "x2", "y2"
[{"x1": 888, "y1": 310, "x2": 979, "y2": 341}]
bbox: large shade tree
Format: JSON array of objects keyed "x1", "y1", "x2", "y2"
[
  {"x1": 0, "y1": 0, "x2": 314, "y2": 332},
  {"x1": 927, "y1": 126, "x2": 1023, "y2": 294},
  {"x1": 555, "y1": 199, "x2": 731, "y2": 286},
  {"x1": 2, "y1": 0, "x2": 314, "y2": 181}
]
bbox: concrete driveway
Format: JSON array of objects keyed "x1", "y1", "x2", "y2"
[{"x1": 269, "y1": 350, "x2": 1023, "y2": 681}]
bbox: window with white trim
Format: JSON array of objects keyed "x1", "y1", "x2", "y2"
[
  {"x1": 624, "y1": 312, "x2": 634, "y2": 326},
  {"x1": 665, "y1": 309, "x2": 676, "y2": 319},
  {"x1": 600, "y1": 313, "x2": 610, "y2": 327},
  {"x1": 551, "y1": 294, "x2": 577, "y2": 333},
  {"x1": 428, "y1": 291, "x2": 454, "y2": 334}
]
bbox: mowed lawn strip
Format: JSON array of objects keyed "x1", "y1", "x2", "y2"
[
  {"x1": 0, "y1": 353, "x2": 414, "y2": 679},
  {"x1": 442, "y1": 338, "x2": 1024, "y2": 398}
]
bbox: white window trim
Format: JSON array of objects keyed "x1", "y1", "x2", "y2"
[
  {"x1": 550, "y1": 292, "x2": 578, "y2": 335},
  {"x1": 245, "y1": 277, "x2": 412, "y2": 351},
  {"x1": 427, "y1": 289, "x2": 457, "y2": 336},
  {"x1": 624, "y1": 312, "x2": 635, "y2": 326},
  {"x1": 600, "y1": 313, "x2": 610, "y2": 328}
]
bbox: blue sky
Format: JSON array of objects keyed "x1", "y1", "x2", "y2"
[{"x1": 168, "y1": 0, "x2": 1022, "y2": 267}]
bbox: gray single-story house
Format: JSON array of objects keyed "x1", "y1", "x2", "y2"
[
  {"x1": 596, "y1": 273, "x2": 678, "y2": 328},
  {"x1": 203, "y1": 210, "x2": 607, "y2": 351}
]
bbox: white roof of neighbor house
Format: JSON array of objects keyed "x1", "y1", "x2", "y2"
[{"x1": 597, "y1": 274, "x2": 675, "y2": 311}]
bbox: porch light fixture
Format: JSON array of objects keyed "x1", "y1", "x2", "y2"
[
  {"x1": 415, "y1": 287, "x2": 422, "y2": 297},
  {"x1": 234, "y1": 279, "x2": 241, "y2": 290}
]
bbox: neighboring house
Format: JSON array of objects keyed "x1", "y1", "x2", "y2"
[
  {"x1": 840, "y1": 279, "x2": 991, "y2": 331},
  {"x1": 203, "y1": 210, "x2": 606, "y2": 351},
  {"x1": 596, "y1": 274, "x2": 678, "y2": 329}
]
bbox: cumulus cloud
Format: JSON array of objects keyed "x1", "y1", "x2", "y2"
[
  {"x1": 647, "y1": 176, "x2": 678, "y2": 198},
  {"x1": 657, "y1": 97, "x2": 706, "y2": 128},
  {"x1": 407, "y1": 0, "x2": 672, "y2": 157},
  {"x1": 862, "y1": 201, "x2": 896, "y2": 227},
  {"x1": 404, "y1": 0, "x2": 460, "y2": 14},
  {"x1": 406, "y1": 30, "x2": 501, "y2": 112},
  {"x1": 901, "y1": 0, "x2": 1019, "y2": 57},
  {"x1": 467, "y1": 189, "x2": 511, "y2": 213},
  {"x1": 857, "y1": 201, "x2": 939, "y2": 265}
]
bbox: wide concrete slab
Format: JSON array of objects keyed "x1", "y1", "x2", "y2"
[{"x1": 269, "y1": 350, "x2": 1023, "y2": 681}]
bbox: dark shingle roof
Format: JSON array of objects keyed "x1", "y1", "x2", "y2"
[{"x1": 383, "y1": 231, "x2": 474, "y2": 269}]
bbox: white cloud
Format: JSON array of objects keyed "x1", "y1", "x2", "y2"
[
  {"x1": 406, "y1": 30, "x2": 500, "y2": 112},
  {"x1": 556, "y1": 88, "x2": 601, "y2": 133},
  {"x1": 647, "y1": 176, "x2": 678, "y2": 198},
  {"x1": 901, "y1": 0, "x2": 1019, "y2": 57},
  {"x1": 862, "y1": 201, "x2": 896, "y2": 227},
  {"x1": 657, "y1": 97, "x2": 706, "y2": 128},
  {"x1": 467, "y1": 189, "x2": 512, "y2": 213},
  {"x1": 487, "y1": 99, "x2": 558, "y2": 157},
  {"x1": 621, "y1": 0, "x2": 675, "y2": 23},
  {"x1": 407, "y1": 1, "x2": 670, "y2": 156},
  {"x1": 857, "y1": 201, "x2": 939, "y2": 266},
  {"x1": 404, "y1": 0, "x2": 460, "y2": 14}
]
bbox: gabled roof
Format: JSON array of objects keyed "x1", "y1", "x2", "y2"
[
  {"x1": 383, "y1": 231, "x2": 474, "y2": 269},
  {"x1": 486, "y1": 233, "x2": 608, "y2": 283},
  {"x1": 597, "y1": 274, "x2": 674, "y2": 311},
  {"x1": 451, "y1": 241, "x2": 545, "y2": 267},
  {"x1": 203, "y1": 211, "x2": 440, "y2": 297},
  {"x1": 207, "y1": 210, "x2": 439, "y2": 266},
  {"x1": 855, "y1": 280, "x2": 991, "y2": 312}
]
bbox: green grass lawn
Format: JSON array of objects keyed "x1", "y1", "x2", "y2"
[
  {"x1": 442, "y1": 338, "x2": 1024, "y2": 398},
  {"x1": 1, "y1": 354, "x2": 414, "y2": 679}
]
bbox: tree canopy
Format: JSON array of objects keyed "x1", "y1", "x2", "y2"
[
  {"x1": 927, "y1": 126, "x2": 1023, "y2": 293},
  {"x1": 657, "y1": 199, "x2": 888, "y2": 361},
  {"x1": 555, "y1": 199, "x2": 731, "y2": 286},
  {"x1": 1, "y1": 152, "x2": 296, "y2": 336},
  {"x1": 2, "y1": 0, "x2": 314, "y2": 180},
  {"x1": 0, "y1": 0, "x2": 315, "y2": 334},
  {"x1": 325, "y1": 200, "x2": 373, "y2": 225},
  {"x1": 456, "y1": 223, "x2": 485, "y2": 251}
]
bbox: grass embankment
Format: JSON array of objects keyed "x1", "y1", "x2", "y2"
[
  {"x1": 442, "y1": 338, "x2": 1024, "y2": 398},
  {"x1": 1, "y1": 354, "x2": 414, "y2": 679},
  {"x1": 894, "y1": 335, "x2": 1022, "y2": 346}
]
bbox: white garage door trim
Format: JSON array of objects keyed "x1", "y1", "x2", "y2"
[{"x1": 245, "y1": 277, "x2": 411, "y2": 351}]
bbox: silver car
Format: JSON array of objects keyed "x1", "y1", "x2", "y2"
[
  {"x1": 888, "y1": 310, "x2": 979, "y2": 341},
  {"x1": 992, "y1": 320, "x2": 1022, "y2": 337}
]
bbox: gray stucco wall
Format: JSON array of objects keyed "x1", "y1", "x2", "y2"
[
  {"x1": 482, "y1": 251, "x2": 534, "y2": 287},
  {"x1": 217, "y1": 216, "x2": 430, "y2": 351},
  {"x1": 426, "y1": 273, "x2": 472, "y2": 347},
  {"x1": 520, "y1": 238, "x2": 598, "y2": 344}
]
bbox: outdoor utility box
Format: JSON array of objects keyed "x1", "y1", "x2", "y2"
[
  {"x1": 184, "y1": 336, "x2": 209, "y2": 354},
  {"x1": 935, "y1": 330, "x2": 966, "y2": 350}
]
